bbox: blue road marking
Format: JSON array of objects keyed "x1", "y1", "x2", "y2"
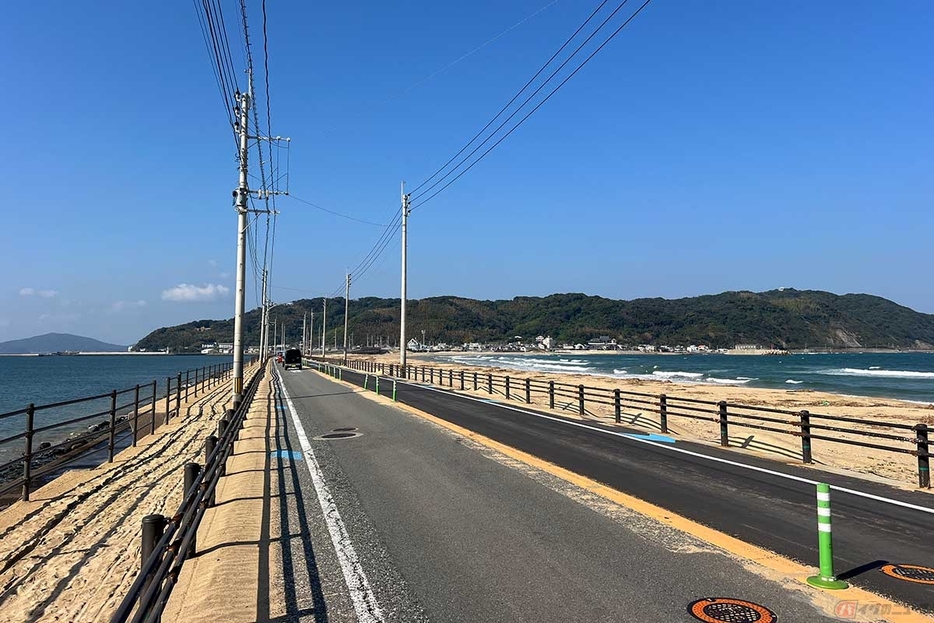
[
  {"x1": 623, "y1": 433, "x2": 676, "y2": 443},
  {"x1": 276, "y1": 405, "x2": 287, "y2": 410},
  {"x1": 271, "y1": 450, "x2": 304, "y2": 459}
]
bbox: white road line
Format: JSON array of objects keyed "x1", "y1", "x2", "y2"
[
  {"x1": 397, "y1": 378, "x2": 934, "y2": 516},
  {"x1": 276, "y1": 371, "x2": 385, "y2": 623}
]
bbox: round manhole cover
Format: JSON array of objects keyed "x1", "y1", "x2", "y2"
[
  {"x1": 331, "y1": 427, "x2": 358, "y2": 432},
  {"x1": 688, "y1": 598, "x2": 776, "y2": 623},
  {"x1": 881, "y1": 564, "x2": 934, "y2": 585},
  {"x1": 316, "y1": 432, "x2": 362, "y2": 440}
]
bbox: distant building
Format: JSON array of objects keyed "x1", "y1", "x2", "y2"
[
  {"x1": 734, "y1": 344, "x2": 761, "y2": 351},
  {"x1": 541, "y1": 336, "x2": 555, "y2": 350},
  {"x1": 588, "y1": 336, "x2": 616, "y2": 350},
  {"x1": 407, "y1": 338, "x2": 420, "y2": 351}
]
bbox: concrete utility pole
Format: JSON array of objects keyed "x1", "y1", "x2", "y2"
[
  {"x1": 343, "y1": 273, "x2": 351, "y2": 364},
  {"x1": 259, "y1": 269, "x2": 268, "y2": 358},
  {"x1": 321, "y1": 298, "x2": 327, "y2": 357},
  {"x1": 399, "y1": 182, "x2": 411, "y2": 367},
  {"x1": 231, "y1": 85, "x2": 251, "y2": 407},
  {"x1": 303, "y1": 312, "x2": 307, "y2": 354},
  {"x1": 272, "y1": 319, "x2": 277, "y2": 353},
  {"x1": 309, "y1": 311, "x2": 314, "y2": 356}
]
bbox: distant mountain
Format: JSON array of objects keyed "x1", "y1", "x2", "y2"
[
  {"x1": 0, "y1": 333, "x2": 126, "y2": 354},
  {"x1": 134, "y1": 289, "x2": 934, "y2": 352}
]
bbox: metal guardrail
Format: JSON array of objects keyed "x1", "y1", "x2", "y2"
[
  {"x1": 317, "y1": 357, "x2": 931, "y2": 489},
  {"x1": 110, "y1": 362, "x2": 263, "y2": 623},
  {"x1": 0, "y1": 358, "x2": 255, "y2": 502}
]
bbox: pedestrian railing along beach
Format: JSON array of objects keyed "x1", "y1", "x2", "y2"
[
  {"x1": 110, "y1": 365, "x2": 263, "y2": 623},
  {"x1": 0, "y1": 359, "x2": 252, "y2": 503},
  {"x1": 320, "y1": 357, "x2": 931, "y2": 488}
]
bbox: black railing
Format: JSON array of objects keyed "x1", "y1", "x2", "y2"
[
  {"x1": 110, "y1": 365, "x2": 263, "y2": 623},
  {"x1": 0, "y1": 359, "x2": 254, "y2": 502},
  {"x1": 319, "y1": 357, "x2": 931, "y2": 489}
]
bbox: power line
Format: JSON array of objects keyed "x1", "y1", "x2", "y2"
[
  {"x1": 410, "y1": 0, "x2": 609, "y2": 196},
  {"x1": 286, "y1": 194, "x2": 388, "y2": 227},
  {"x1": 411, "y1": 0, "x2": 654, "y2": 210}
]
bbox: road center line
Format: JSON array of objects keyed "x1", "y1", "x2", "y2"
[
  {"x1": 276, "y1": 371, "x2": 385, "y2": 623},
  {"x1": 397, "y1": 378, "x2": 934, "y2": 516}
]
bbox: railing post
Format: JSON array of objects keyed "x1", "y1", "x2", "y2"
[
  {"x1": 460, "y1": 370, "x2": 465, "y2": 390},
  {"x1": 505, "y1": 376, "x2": 511, "y2": 400},
  {"x1": 488, "y1": 374, "x2": 492, "y2": 394},
  {"x1": 659, "y1": 394, "x2": 668, "y2": 433},
  {"x1": 183, "y1": 463, "x2": 201, "y2": 557},
  {"x1": 22, "y1": 403, "x2": 35, "y2": 501},
  {"x1": 800, "y1": 410, "x2": 813, "y2": 464},
  {"x1": 549, "y1": 381, "x2": 554, "y2": 409},
  {"x1": 473, "y1": 372, "x2": 478, "y2": 391},
  {"x1": 448, "y1": 369, "x2": 453, "y2": 387},
  {"x1": 176, "y1": 373, "x2": 182, "y2": 415},
  {"x1": 719, "y1": 401, "x2": 729, "y2": 446},
  {"x1": 151, "y1": 381, "x2": 158, "y2": 435},
  {"x1": 525, "y1": 379, "x2": 531, "y2": 404},
  {"x1": 165, "y1": 377, "x2": 172, "y2": 425},
  {"x1": 108, "y1": 389, "x2": 117, "y2": 463},
  {"x1": 132, "y1": 384, "x2": 140, "y2": 447},
  {"x1": 916, "y1": 423, "x2": 930, "y2": 489},
  {"x1": 578, "y1": 385, "x2": 585, "y2": 416},
  {"x1": 806, "y1": 483, "x2": 848, "y2": 589},
  {"x1": 421, "y1": 366, "x2": 425, "y2": 382},
  {"x1": 141, "y1": 514, "x2": 168, "y2": 595},
  {"x1": 204, "y1": 435, "x2": 217, "y2": 506},
  {"x1": 194, "y1": 367, "x2": 199, "y2": 397},
  {"x1": 614, "y1": 389, "x2": 621, "y2": 423},
  {"x1": 185, "y1": 370, "x2": 190, "y2": 401}
]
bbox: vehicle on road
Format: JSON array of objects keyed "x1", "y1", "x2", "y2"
[{"x1": 283, "y1": 348, "x2": 302, "y2": 370}]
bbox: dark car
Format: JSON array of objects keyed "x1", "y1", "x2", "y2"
[{"x1": 283, "y1": 348, "x2": 302, "y2": 370}]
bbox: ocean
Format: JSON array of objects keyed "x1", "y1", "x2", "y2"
[
  {"x1": 0, "y1": 355, "x2": 234, "y2": 454},
  {"x1": 437, "y1": 352, "x2": 934, "y2": 404}
]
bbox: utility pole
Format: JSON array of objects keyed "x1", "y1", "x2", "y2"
[
  {"x1": 303, "y1": 312, "x2": 307, "y2": 354},
  {"x1": 343, "y1": 273, "x2": 351, "y2": 364},
  {"x1": 309, "y1": 311, "x2": 314, "y2": 356},
  {"x1": 272, "y1": 318, "x2": 277, "y2": 353},
  {"x1": 231, "y1": 85, "x2": 251, "y2": 408},
  {"x1": 321, "y1": 298, "x2": 327, "y2": 357},
  {"x1": 259, "y1": 269, "x2": 268, "y2": 358},
  {"x1": 399, "y1": 182, "x2": 411, "y2": 367}
]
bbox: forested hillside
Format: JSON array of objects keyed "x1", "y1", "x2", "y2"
[{"x1": 133, "y1": 289, "x2": 934, "y2": 352}]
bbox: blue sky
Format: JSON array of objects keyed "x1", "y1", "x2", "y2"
[{"x1": 1, "y1": 0, "x2": 932, "y2": 345}]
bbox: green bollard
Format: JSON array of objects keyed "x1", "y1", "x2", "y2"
[
  {"x1": 376, "y1": 376, "x2": 380, "y2": 395},
  {"x1": 339, "y1": 368, "x2": 342, "y2": 380},
  {"x1": 806, "y1": 483, "x2": 848, "y2": 589},
  {"x1": 393, "y1": 379, "x2": 397, "y2": 402},
  {"x1": 364, "y1": 374, "x2": 369, "y2": 390}
]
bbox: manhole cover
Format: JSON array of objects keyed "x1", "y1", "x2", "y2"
[
  {"x1": 688, "y1": 598, "x2": 776, "y2": 623},
  {"x1": 316, "y1": 432, "x2": 362, "y2": 440},
  {"x1": 331, "y1": 427, "x2": 358, "y2": 432},
  {"x1": 881, "y1": 564, "x2": 934, "y2": 585}
]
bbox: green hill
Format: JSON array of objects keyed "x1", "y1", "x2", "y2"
[
  {"x1": 133, "y1": 289, "x2": 934, "y2": 352},
  {"x1": 0, "y1": 332, "x2": 126, "y2": 354}
]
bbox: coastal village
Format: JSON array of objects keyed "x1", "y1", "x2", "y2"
[{"x1": 404, "y1": 335, "x2": 788, "y2": 355}]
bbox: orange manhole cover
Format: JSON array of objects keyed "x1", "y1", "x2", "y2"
[
  {"x1": 881, "y1": 564, "x2": 934, "y2": 585},
  {"x1": 688, "y1": 597, "x2": 777, "y2": 623}
]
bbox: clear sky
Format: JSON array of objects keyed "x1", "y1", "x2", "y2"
[{"x1": 2, "y1": 0, "x2": 932, "y2": 345}]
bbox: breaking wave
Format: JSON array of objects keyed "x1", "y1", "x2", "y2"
[{"x1": 821, "y1": 368, "x2": 934, "y2": 380}]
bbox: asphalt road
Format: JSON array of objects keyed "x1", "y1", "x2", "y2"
[
  {"x1": 328, "y1": 365, "x2": 934, "y2": 615},
  {"x1": 276, "y1": 366, "x2": 850, "y2": 622}
]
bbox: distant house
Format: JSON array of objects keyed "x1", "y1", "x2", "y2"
[
  {"x1": 540, "y1": 336, "x2": 555, "y2": 350},
  {"x1": 588, "y1": 336, "x2": 616, "y2": 350},
  {"x1": 407, "y1": 338, "x2": 420, "y2": 351},
  {"x1": 734, "y1": 344, "x2": 761, "y2": 351}
]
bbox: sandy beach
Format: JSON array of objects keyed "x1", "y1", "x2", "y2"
[
  {"x1": 0, "y1": 362, "x2": 260, "y2": 623},
  {"x1": 361, "y1": 352, "x2": 933, "y2": 488}
]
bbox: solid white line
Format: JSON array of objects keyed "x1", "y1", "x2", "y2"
[
  {"x1": 396, "y1": 377, "x2": 934, "y2": 516},
  {"x1": 276, "y1": 371, "x2": 384, "y2": 623}
]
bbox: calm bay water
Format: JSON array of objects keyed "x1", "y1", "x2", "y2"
[
  {"x1": 438, "y1": 352, "x2": 934, "y2": 404},
  {"x1": 0, "y1": 355, "x2": 233, "y2": 450}
]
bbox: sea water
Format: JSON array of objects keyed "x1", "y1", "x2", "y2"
[
  {"x1": 0, "y1": 355, "x2": 233, "y2": 452},
  {"x1": 438, "y1": 352, "x2": 934, "y2": 404}
]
